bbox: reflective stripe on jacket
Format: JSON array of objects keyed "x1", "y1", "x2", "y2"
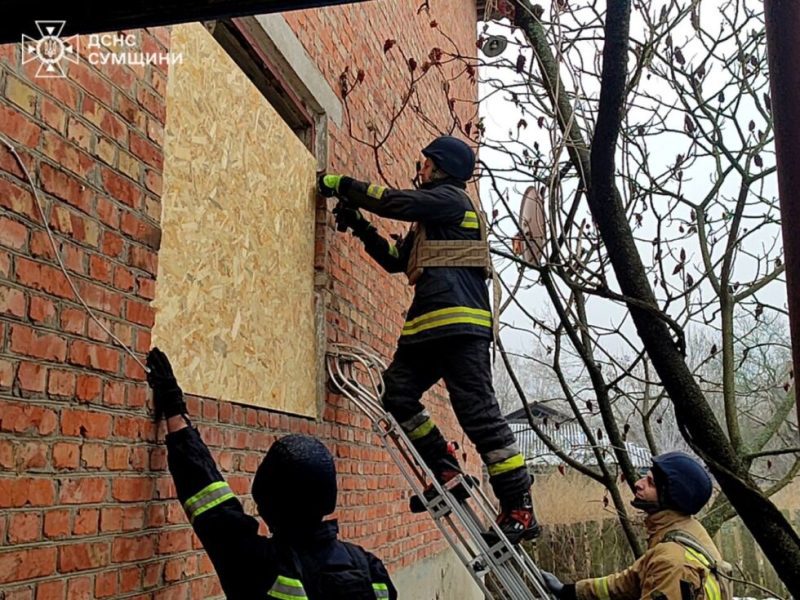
[{"x1": 338, "y1": 176, "x2": 492, "y2": 344}]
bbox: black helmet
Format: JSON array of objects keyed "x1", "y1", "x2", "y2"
[
  {"x1": 651, "y1": 452, "x2": 712, "y2": 515},
  {"x1": 421, "y1": 136, "x2": 476, "y2": 181},
  {"x1": 252, "y1": 434, "x2": 337, "y2": 533}
]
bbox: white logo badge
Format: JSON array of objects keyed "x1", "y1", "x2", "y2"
[{"x1": 21, "y1": 21, "x2": 79, "y2": 78}]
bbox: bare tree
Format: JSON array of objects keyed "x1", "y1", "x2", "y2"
[{"x1": 334, "y1": 0, "x2": 800, "y2": 590}]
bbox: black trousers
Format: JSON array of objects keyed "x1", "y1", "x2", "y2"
[{"x1": 382, "y1": 335, "x2": 531, "y2": 503}]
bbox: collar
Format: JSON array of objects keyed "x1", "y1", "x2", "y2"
[
  {"x1": 273, "y1": 519, "x2": 339, "y2": 545},
  {"x1": 644, "y1": 510, "x2": 693, "y2": 543},
  {"x1": 420, "y1": 177, "x2": 467, "y2": 190}
]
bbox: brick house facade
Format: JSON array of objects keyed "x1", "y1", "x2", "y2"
[{"x1": 0, "y1": 1, "x2": 483, "y2": 597}]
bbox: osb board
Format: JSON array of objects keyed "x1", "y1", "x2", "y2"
[{"x1": 153, "y1": 23, "x2": 318, "y2": 416}]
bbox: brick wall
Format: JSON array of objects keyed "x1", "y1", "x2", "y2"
[{"x1": 0, "y1": 1, "x2": 480, "y2": 597}]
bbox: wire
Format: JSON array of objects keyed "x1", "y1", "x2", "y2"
[{"x1": 0, "y1": 135, "x2": 149, "y2": 374}]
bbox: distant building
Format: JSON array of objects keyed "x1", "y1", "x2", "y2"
[{"x1": 506, "y1": 404, "x2": 652, "y2": 469}]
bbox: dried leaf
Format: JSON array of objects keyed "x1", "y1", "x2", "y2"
[
  {"x1": 675, "y1": 47, "x2": 685, "y2": 65},
  {"x1": 558, "y1": 464, "x2": 566, "y2": 476},
  {"x1": 537, "y1": 116, "x2": 545, "y2": 128},
  {"x1": 515, "y1": 54, "x2": 526, "y2": 73},
  {"x1": 597, "y1": 428, "x2": 604, "y2": 440},
  {"x1": 764, "y1": 92, "x2": 771, "y2": 112},
  {"x1": 408, "y1": 57, "x2": 418, "y2": 72},
  {"x1": 672, "y1": 262, "x2": 683, "y2": 275},
  {"x1": 684, "y1": 114, "x2": 695, "y2": 134},
  {"x1": 517, "y1": 118, "x2": 528, "y2": 130},
  {"x1": 748, "y1": 120, "x2": 756, "y2": 132},
  {"x1": 429, "y1": 19, "x2": 438, "y2": 27},
  {"x1": 356, "y1": 69, "x2": 365, "y2": 83},
  {"x1": 383, "y1": 39, "x2": 396, "y2": 53},
  {"x1": 710, "y1": 344, "x2": 718, "y2": 355},
  {"x1": 754, "y1": 154, "x2": 763, "y2": 168}
]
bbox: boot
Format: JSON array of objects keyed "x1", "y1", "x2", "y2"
[
  {"x1": 409, "y1": 469, "x2": 479, "y2": 513},
  {"x1": 483, "y1": 492, "x2": 541, "y2": 545}
]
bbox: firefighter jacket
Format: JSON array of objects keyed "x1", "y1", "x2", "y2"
[
  {"x1": 562, "y1": 510, "x2": 730, "y2": 600},
  {"x1": 337, "y1": 176, "x2": 492, "y2": 344},
  {"x1": 166, "y1": 426, "x2": 397, "y2": 600}
]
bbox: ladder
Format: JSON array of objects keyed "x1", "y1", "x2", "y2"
[{"x1": 326, "y1": 344, "x2": 551, "y2": 600}]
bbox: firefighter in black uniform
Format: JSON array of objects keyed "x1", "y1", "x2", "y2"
[
  {"x1": 145, "y1": 347, "x2": 397, "y2": 600},
  {"x1": 318, "y1": 136, "x2": 539, "y2": 544}
]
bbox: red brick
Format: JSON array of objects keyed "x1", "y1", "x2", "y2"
[
  {"x1": 53, "y1": 442, "x2": 80, "y2": 469},
  {"x1": 126, "y1": 299, "x2": 155, "y2": 327},
  {"x1": 44, "y1": 509, "x2": 70, "y2": 538},
  {"x1": 119, "y1": 565, "x2": 141, "y2": 593},
  {"x1": 97, "y1": 380, "x2": 123, "y2": 409},
  {"x1": 129, "y1": 132, "x2": 163, "y2": 169},
  {"x1": 100, "y1": 507, "x2": 122, "y2": 532},
  {"x1": 157, "y1": 529, "x2": 192, "y2": 554},
  {"x1": 75, "y1": 374, "x2": 103, "y2": 402},
  {"x1": 89, "y1": 254, "x2": 113, "y2": 284},
  {"x1": 106, "y1": 446, "x2": 130, "y2": 470},
  {"x1": 144, "y1": 168, "x2": 162, "y2": 195},
  {"x1": 0, "y1": 440, "x2": 12, "y2": 468},
  {"x1": 15, "y1": 258, "x2": 74, "y2": 299},
  {"x1": 0, "y1": 478, "x2": 55, "y2": 508},
  {"x1": 101, "y1": 230, "x2": 125, "y2": 258},
  {"x1": 10, "y1": 324, "x2": 68, "y2": 361},
  {"x1": 0, "y1": 284, "x2": 26, "y2": 318},
  {"x1": 81, "y1": 443, "x2": 105, "y2": 469},
  {"x1": 8, "y1": 512, "x2": 42, "y2": 544},
  {"x1": 17, "y1": 441, "x2": 48, "y2": 470},
  {"x1": 40, "y1": 132, "x2": 95, "y2": 179},
  {"x1": 29, "y1": 295, "x2": 56, "y2": 325},
  {"x1": 21, "y1": 63, "x2": 79, "y2": 108},
  {"x1": 136, "y1": 83, "x2": 166, "y2": 123},
  {"x1": 16, "y1": 361, "x2": 47, "y2": 392},
  {"x1": 96, "y1": 196, "x2": 120, "y2": 228},
  {"x1": 66, "y1": 117, "x2": 92, "y2": 151},
  {"x1": 0, "y1": 178, "x2": 37, "y2": 221},
  {"x1": 73, "y1": 508, "x2": 99, "y2": 535},
  {"x1": 120, "y1": 211, "x2": 161, "y2": 248},
  {"x1": 0, "y1": 547, "x2": 57, "y2": 584},
  {"x1": 114, "y1": 266, "x2": 135, "y2": 291},
  {"x1": 0, "y1": 401, "x2": 57, "y2": 434},
  {"x1": 36, "y1": 580, "x2": 65, "y2": 600},
  {"x1": 39, "y1": 163, "x2": 93, "y2": 214},
  {"x1": 0, "y1": 104, "x2": 42, "y2": 147},
  {"x1": 70, "y1": 61, "x2": 113, "y2": 105},
  {"x1": 137, "y1": 276, "x2": 156, "y2": 300},
  {"x1": 59, "y1": 541, "x2": 109, "y2": 572},
  {"x1": 60, "y1": 307, "x2": 86, "y2": 335},
  {"x1": 112, "y1": 534, "x2": 155, "y2": 562},
  {"x1": 61, "y1": 409, "x2": 112, "y2": 439},
  {"x1": 58, "y1": 477, "x2": 108, "y2": 504},
  {"x1": 48, "y1": 369, "x2": 76, "y2": 397},
  {"x1": 66, "y1": 575, "x2": 92, "y2": 600},
  {"x1": 41, "y1": 98, "x2": 66, "y2": 132},
  {"x1": 28, "y1": 230, "x2": 56, "y2": 260},
  {"x1": 129, "y1": 245, "x2": 157, "y2": 274},
  {"x1": 0, "y1": 216, "x2": 28, "y2": 250},
  {"x1": 95, "y1": 571, "x2": 118, "y2": 598},
  {"x1": 68, "y1": 340, "x2": 120, "y2": 373},
  {"x1": 101, "y1": 167, "x2": 142, "y2": 208},
  {"x1": 113, "y1": 477, "x2": 154, "y2": 502}
]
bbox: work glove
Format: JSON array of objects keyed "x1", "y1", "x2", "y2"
[
  {"x1": 317, "y1": 173, "x2": 343, "y2": 197},
  {"x1": 541, "y1": 571, "x2": 564, "y2": 598},
  {"x1": 333, "y1": 204, "x2": 373, "y2": 237},
  {"x1": 145, "y1": 347, "x2": 187, "y2": 422}
]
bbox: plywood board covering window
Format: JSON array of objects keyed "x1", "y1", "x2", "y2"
[{"x1": 154, "y1": 23, "x2": 318, "y2": 417}]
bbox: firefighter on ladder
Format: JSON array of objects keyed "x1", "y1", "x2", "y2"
[
  {"x1": 541, "y1": 452, "x2": 733, "y2": 600},
  {"x1": 318, "y1": 136, "x2": 539, "y2": 544},
  {"x1": 146, "y1": 348, "x2": 398, "y2": 600}
]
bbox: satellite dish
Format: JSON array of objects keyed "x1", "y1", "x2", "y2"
[
  {"x1": 481, "y1": 35, "x2": 508, "y2": 58},
  {"x1": 512, "y1": 186, "x2": 547, "y2": 265}
]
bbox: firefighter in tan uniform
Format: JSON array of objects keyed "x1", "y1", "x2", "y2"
[{"x1": 542, "y1": 452, "x2": 732, "y2": 600}]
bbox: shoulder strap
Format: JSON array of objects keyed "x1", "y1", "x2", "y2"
[{"x1": 662, "y1": 530, "x2": 716, "y2": 565}]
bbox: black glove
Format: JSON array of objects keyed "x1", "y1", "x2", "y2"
[
  {"x1": 317, "y1": 173, "x2": 342, "y2": 198},
  {"x1": 146, "y1": 347, "x2": 187, "y2": 422},
  {"x1": 541, "y1": 571, "x2": 564, "y2": 598},
  {"x1": 333, "y1": 204, "x2": 374, "y2": 237}
]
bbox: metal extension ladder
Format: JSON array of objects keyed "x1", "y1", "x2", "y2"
[{"x1": 326, "y1": 344, "x2": 551, "y2": 600}]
